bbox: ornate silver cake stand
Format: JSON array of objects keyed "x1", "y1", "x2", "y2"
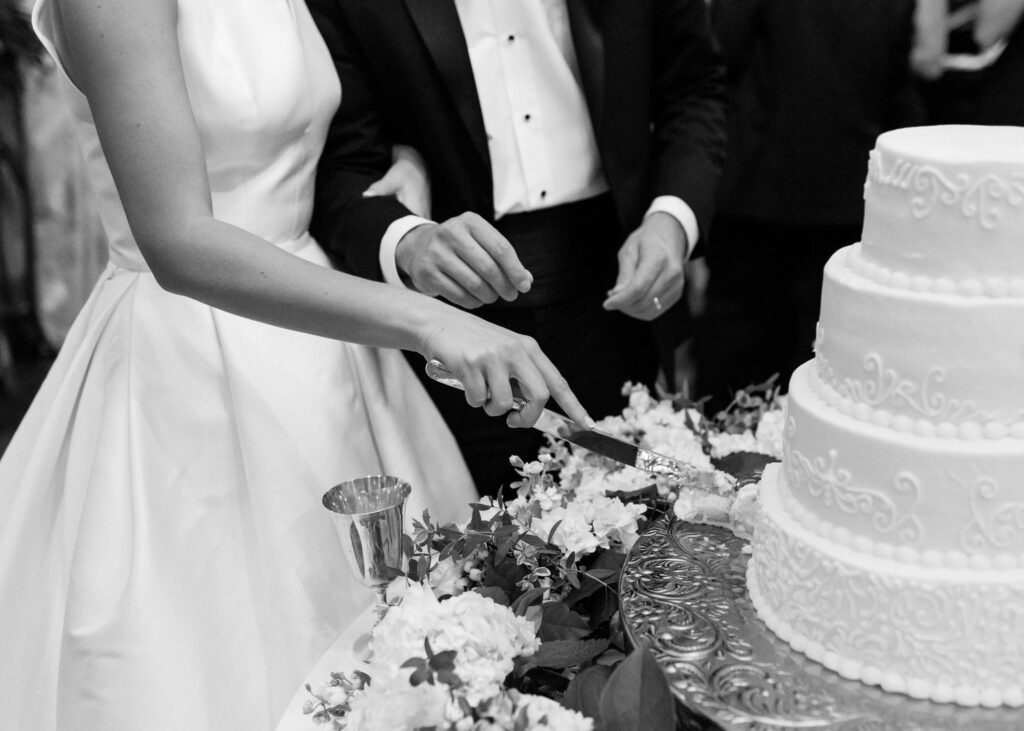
[{"x1": 619, "y1": 515, "x2": 1024, "y2": 731}]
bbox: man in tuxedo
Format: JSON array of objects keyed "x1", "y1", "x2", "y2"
[
  {"x1": 695, "y1": 0, "x2": 922, "y2": 410},
  {"x1": 308, "y1": 0, "x2": 727, "y2": 495}
]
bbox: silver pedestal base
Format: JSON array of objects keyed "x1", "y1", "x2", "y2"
[{"x1": 619, "y1": 516, "x2": 1023, "y2": 730}]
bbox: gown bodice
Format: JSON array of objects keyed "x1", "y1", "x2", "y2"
[{"x1": 33, "y1": 0, "x2": 340, "y2": 270}]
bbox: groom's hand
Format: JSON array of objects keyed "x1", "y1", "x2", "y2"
[
  {"x1": 395, "y1": 213, "x2": 533, "y2": 309},
  {"x1": 603, "y1": 212, "x2": 688, "y2": 321}
]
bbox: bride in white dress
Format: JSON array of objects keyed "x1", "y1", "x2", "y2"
[{"x1": 0, "y1": 0, "x2": 592, "y2": 729}]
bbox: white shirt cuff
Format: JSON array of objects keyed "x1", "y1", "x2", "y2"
[
  {"x1": 646, "y1": 196, "x2": 699, "y2": 260},
  {"x1": 379, "y1": 215, "x2": 435, "y2": 289}
]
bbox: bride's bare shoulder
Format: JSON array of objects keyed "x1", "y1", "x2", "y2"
[{"x1": 48, "y1": 0, "x2": 178, "y2": 90}]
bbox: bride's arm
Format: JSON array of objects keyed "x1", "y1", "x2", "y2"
[{"x1": 53, "y1": 0, "x2": 591, "y2": 428}]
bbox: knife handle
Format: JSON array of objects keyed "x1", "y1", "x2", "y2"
[{"x1": 425, "y1": 359, "x2": 527, "y2": 412}]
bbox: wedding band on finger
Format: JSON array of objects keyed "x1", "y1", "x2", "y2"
[{"x1": 652, "y1": 295, "x2": 663, "y2": 312}]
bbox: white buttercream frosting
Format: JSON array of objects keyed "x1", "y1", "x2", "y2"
[{"x1": 751, "y1": 126, "x2": 1024, "y2": 707}]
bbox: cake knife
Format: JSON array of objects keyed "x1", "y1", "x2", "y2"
[{"x1": 425, "y1": 359, "x2": 719, "y2": 490}]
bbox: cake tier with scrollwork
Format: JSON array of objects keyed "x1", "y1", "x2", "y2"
[
  {"x1": 782, "y1": 363, "x2": 1024, "y2": 568},
  {"x1": 749, "y1": 470, "x2": 1024, "y2": 708},
  {"x1": 814, "y1": 248, "x2": 1024, "y2": 438},
  {"x1": 860, "y1": 126, "x2": 1024, "y2": 285}
]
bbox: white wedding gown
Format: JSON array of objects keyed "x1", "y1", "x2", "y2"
[{"x1": 0, "y1": 1, "x2": 476, "y2": 729}]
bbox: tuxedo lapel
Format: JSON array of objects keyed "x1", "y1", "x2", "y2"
[
  {"x1": 567, "y1": 0, "x2": 606, "y2": 136},
  {"x1": 402, "y1": 0, "x2": 490, "y2": 169}
]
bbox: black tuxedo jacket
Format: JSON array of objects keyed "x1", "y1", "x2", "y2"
[
  {"x1": 710, "y1": 0, "x2": 923, "y2": 228},
  {"x1": 307, "y1": 0, "x2": 727, "y2": 283}
]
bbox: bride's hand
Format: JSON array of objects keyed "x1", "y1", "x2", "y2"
[
  {"x1": 362, "y1": 144, "x2": 431, "y2": 218},
  {"x1": 419, "y1": 314, "x2": 594, "y2": 430}
]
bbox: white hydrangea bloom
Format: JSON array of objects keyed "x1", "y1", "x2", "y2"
[
  {"x1": 528, "y1": 494, "x2": 646, "y2": 557},
  {"x1": 371, "y1": 584, "x2": 540, "y2": 705},
  {"x1": 343, "y1": 675, "x2": 448, "y2": 731}
]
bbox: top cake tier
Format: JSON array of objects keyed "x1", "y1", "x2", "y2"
[{"x1": 860, "y1": 125, "x2": 1024, "y2": 293}]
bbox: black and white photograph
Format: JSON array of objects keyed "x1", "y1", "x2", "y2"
[{"x1": 2, "y1": 0, "x2": 1024, "y2": 728}]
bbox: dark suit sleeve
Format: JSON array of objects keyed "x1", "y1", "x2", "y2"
[
  {"x1": 307, "y1": 0, "x2": 414, "y2": 281},
  {"x1": 883, "y1": 0, "x2": 927, "y2": 130},
  {"x1": 710, "y1": 0, "x2": 764, "y2": 80},
  {"x1": 650, "y1": 0, "x2": 729, "y2": 253}
]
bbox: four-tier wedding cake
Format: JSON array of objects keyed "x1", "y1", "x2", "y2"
[{"x1": 748, "y1": 125, "x2": 1024, "y2": 708}]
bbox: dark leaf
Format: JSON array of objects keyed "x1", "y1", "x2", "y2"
[
  {"x1": 473, "y1": 586, "x2": 511, "y2": 606},
  {"x1": 538, "y1": 602, "x2": 591, "y2": 642},
  {"x1": 510, "y1": 586, "x2": 548, "y2": 616},
  {"x1": 565, "y1": 554, "x2": 622, "y2": 608},
  {"x1": 711, "y1": 450, "x2": 778, "y2": 486},
  {"x1": 545, "y1": 519, "x2": 563, "y2": 545},
  {"x1": 564, "y1": 575, "x2": 608, "y2": 607},
  {"x1": 562, "y1": 664, "x2": 613, "y2": 720},
  {"x1": 607, "y1": 484, "x2": 659, "y2": 502},
  {"x1": 483, "y1": 554, "x2": 528, "y2": 596},
  {"x1": 526, "y1": 638, "x2": 610, "y2": 670},
  {"x1": 492, "y1": 523, "x2": 517, "y2": 542},
  {"x1": 438, "y1": 542, "x2": 455, "y2": 562},
  {"x1": 519, "y1": 532, "x2": 553, "y2": 549},
  {"x1": 598, "y1": 645, "x2": 674, "y2": 731},
  {"x1": 586, "y1": 583, "x2": 620, "y2": 628},
  {"x1": 435, "y1": 668, "x2": 462, "y2": 687},
  {"x1": 408, "y1": 665, "x2": 434, "y2": 687},
  {"x1": 438, "y1": 526, "x2": 465, "y2": 541},
  {"x1": 566, "y1": 566, "x2": 581, "y2": 589},
  {"x1": 469, "y1": 505, "x2": 486, "y2": 531},
  {"x1": 429, "y1": 649, "x2": 458, "y2": 671},
  {"x1": 582, "y1": 567, "x2": 620, "y2": 583},
  {"x1": 495, "y1": 533, "x2": 520, "y2": 564}
]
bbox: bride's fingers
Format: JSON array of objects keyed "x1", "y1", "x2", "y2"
[
  {"x1": 525, "y1": 345, "x2": 592, "y2": 427},
  {"x1": 506, "y1": 359, "x2": 547, "y2": 428},
  {"x1": 482, "y1": 361, "x2": 515, "y2": 417},
  {"x1": 461, "y1": 368, "x2": 488, "y2": 410}
]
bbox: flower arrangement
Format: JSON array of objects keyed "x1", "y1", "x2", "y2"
[{"x1": 305, "y1": 381, "x2": 784, "y2": 731}]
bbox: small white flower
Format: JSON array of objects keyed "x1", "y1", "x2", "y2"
[
  {"x1": 427, "y1": 556, "x2": 465, "y2": 597},
  {"x1": 513, "y1": 692, "x2": 594, "y2": 730}
]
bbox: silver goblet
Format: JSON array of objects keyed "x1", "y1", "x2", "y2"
[{"x1": 322, "y1": 475, "x2": 411, "y2": 610}]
